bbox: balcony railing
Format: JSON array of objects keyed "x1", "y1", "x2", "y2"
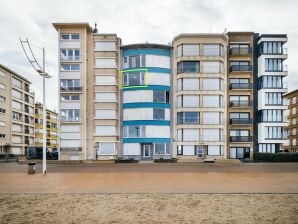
[
  {"x1": 230, "y1": 118, "x2": 252, "y2": 125},
  {"x1": 60, "y1": 87, "x2": 82, "y2": 92},
  {"x1": 229, "y1": 100, "x2": 252, "y2": 107},
  {"x1": 229, "y1": 83, "x2": 252, "y2": 90},
  {"x1": 60, "y1": 117, "x2": 80, "y2": 122},
  {"x1": 60, "y1": 55, "x2": 80, "y2": 61},
  {"x1": 230, "y1": 136, "x2": 252, "y2": 142},
  {"x1": 230, "y1": 47, "x2": 252, "y2": 55},
  {"x1": 229, "y1": 65, "x2": 252, "y2": 72}
]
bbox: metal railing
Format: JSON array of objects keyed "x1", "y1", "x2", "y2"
[
  {"x1": 229, "y1": 100, "x2": 252, "y2": 107},
  {"x1": 60, "y1": 55, "x2": 80, "y2": 61},
  {"x1": 229, "y1": 83, "x2": 252, "y2": 89},
  {"x1": 230, "y1": 136, "x2": 252, "y2": 142},
  {"x1": 229, "y1": 47, "x2": 252, "y2": 55},
  {"x1": 60, "y1": 87, "x2": 82, "y2": 92},
  {"x1": 229, "y1": 65, "x2": 252, "y2": 72},
  {"x1": 230, "y1": 118, "x2": 252, "y2": 125}
]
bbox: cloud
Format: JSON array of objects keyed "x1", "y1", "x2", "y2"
[{"x1": 0, "y1": 0, "x2": 297, "y2": 111}]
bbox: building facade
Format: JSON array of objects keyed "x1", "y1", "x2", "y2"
[
  {"x1": 172, "y1": 34, "x2": 228, "y2": 160},
  {"x1": 283, "y1": 89, "x2": 298, "y2": 152},
  {"x1": 0, "y1": 64, "x2": 35, "y2": 156},
  {"x1": 53, "y1": 23, "x2": 121, "y2": 160},
  {"x1": 34, "y1": 103, "x2": 58, "y2": 151},
  {"x1": 121, "y1": 44, "x2": 172, "y2": 160},
  {"x1": 257, "y1": 35, "x2": 288, "y2": 153}
]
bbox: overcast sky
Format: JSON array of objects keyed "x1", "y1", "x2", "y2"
[{"x1": 0, "y1": 0, "x2": 297, "y2": 110}]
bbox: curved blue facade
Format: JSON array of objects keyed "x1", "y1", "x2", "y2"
[{"x1": 121, "y1": 44, "x2": 172, "y2": 160}]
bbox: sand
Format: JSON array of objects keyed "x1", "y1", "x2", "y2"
[{"x1": 0, "y1": 194, "x2": 297, "y2": 224}]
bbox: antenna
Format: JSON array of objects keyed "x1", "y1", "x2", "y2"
[{"x1": 93, "y1": 22, "x2": 98, "y2": 33}]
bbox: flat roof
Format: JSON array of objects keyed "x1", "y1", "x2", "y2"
[
  {"x1": 173, "y1": 33, "x2": 227, "y2": 41},
  {"x1": 0, "y1": 64, "x2": 31, "y2": 83},
  {"x1": 121, "y1": 43, "x2": 172, "y2": 50},
  {"x1": 258, "y1": 34, "x2": 287, "y2": 39},
  {"x1": 283, "y1": 89, "x2": 298, "y2": 97},
  {"x1": 52, "y1": 22, "x2": 92, "y2": 31}
]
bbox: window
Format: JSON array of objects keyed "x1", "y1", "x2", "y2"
[
  {"x1": 153, "y1": 91, "x2": 169, "y2": 103},
  {"x1": 95, "y1": 58, "x2": 116, "y2": 68},
  {"x1": 153, "y1": 108, "x2": 165, "y2": 120},
  {"x1": 177, "y1": 44, "x2": 199, "y2": 56},
  {"x1": 61, "y1": 49, "x2": 80, "y2": 61},
  {"x1": 259, "y1": 76, "x2": 283, "y2": 89},
  {"x1": 60, "y1": 109, "x2": 80, "y2": 122},
  {"x1": 0, "y1": 70, "x2": 5, "y2": 77},
  {"x1": 60, "y1": 64, "x2": 80, "y2": 71},
  {"x1": 258, "y1": 144, "x2": 277, "y2": 153},
  {"x1": 123, "y1": 55, "x2": 146, "y2": 68},
  {"x1": 265, "y1": 126, "x2": 284, "y2": 139},
  {"x1": 230, "y1": 112, "x2": 250, "y2": 123},
  {"x1": 202, "y1": 61, "x2": 222, "y2": 73},
  {"x1": 95, "y1": 76, "x2": 116, "y2": 85},
  {"x1": 203, "y1": 44, "x2": 221, "y2": 56},
  {"x1": 96, "y1": 142, "x2": 116, "y2": 155},
  {"x1": 60, "y1": 80, "x2": 80, "y2": 91},
  {"x1": 0, "y1": 96, "x2": 6, "y2": 102},
  {"x1": 293, "y1": 97, "x2": 296, "y2": 104},
  {"x1": 95, "y1": 42, "x2": 116, "y2": 51},
  {"x1": 202, "y1": 95, "x2": 223, "y2": 107},
  {"x1": 154, "y1": 143, "x2": 170, "y2": 155},
  {"x1": 0, "y1": 83, "x2": 6, "y2": 90},
  {"x1": 207, "y1": 146, "x2": 221, "y2": 156},
  {"x1": 95, "y1": 126, "x2": 116, "y2": 136},
  {"x1": 177, "y1": 61, "x2": 199, "y2": 73},
  {"x1": 12, "y1": 100, "x2": 22, "y2": 110},
  {"x1": 12, "y1": 89, "x2": 22, "y2": 99},
  {"x1": 203, "y1": 112, "x2": 221, "y2": 124},
  {"x1": 61, "y1": 34, "x2": 79, "y2": 40},
  {"x1": 230, "y1": 61, "x2": 250, "y2": 71},
  {"x1": 12, "y1": 78, "x2": 22, "y2": 88},
  {"x1": 95, "y1": 109, "x2": 116, "y2": 119},
  {"x1": 61, "y1": 94, "x2": 80, "y2": 101},
  {"x1": 230, "y1": 44, "x2": 250, "y2": 54},
  {"x1": 95, "y1": 92, "x2": 116, "y2": 102},
  {"x1": 0, "y1": 108, "x2": 6, "y2": 114},
  {"x1": 265, "y1": 92, "x2": 283, "y2": 105},
  {"x1": 259, "y1": 110, "x2": 283, "y2": 122},
  {"x1": 177, "y1": 112, "x2": 199, "y2": 124},
  {"x1": 230, "y1": 130, "x2": 250, "y2": 142},
  {"x1": 203, "y1": 129, "x2": 221, "y2": 141},
  {"x1": 262, "y1": 42, "x2": 282, "y2": 54},
  {"x1": 177, "y1": 78, "x2": 199, "y2": 90},
  {"x1": 123, "y1": 72, "x2": 145, "y2": 86},
  {"x1": 265, "y1": 59, "x2": 282, "y2": 71},
  {"x1": 123, "y1": 125, "x2": 146, "y2": 138},
  {"x1": 0, "y1": 134, "x2": 5, "y2": 138},
  {"x1": 177, "y1": 129, "x2": 199, "y2": 141},
  {"x1": 230, "y1": 78, "x2": 250, "y2": 89},
  {"x1": 177, "y1": 95, "x2": 199, "y2": 107},
  {"x1": 203, "y1": 78, "x2": 223, "y2": 90},
  {"x1": 12, "y1": 112, "x2": 22, "y2": 121},
  {"x1": 230, "y1": 95, "x2": 250, "y2": 107}
]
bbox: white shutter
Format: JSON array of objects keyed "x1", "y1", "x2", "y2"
[
  {"x1": 184, "y1": 129, "x2": 199, "y2": 141},
  {"x1": 60, "y1": 132, "x2": 80, "y2": 139},
  {"x1": 95, "y1": 76, "x2": 116, "y2": 85},
  {"x1": 203, "y1": 78, "x2": 220, "y2": 90},
  {"x1": 95, "y1": 93, "x2": 116, "y2": 102},
  {"x1": 183, "y1": 146, "x2": 195, "y2": 155},
  {"x1": 60, "y1": 140, "x2": 80, "y2": 147},
  {"x1": 182, "y1": 95, "x2": 200, "y2": 107},
  {"x1": 95, "y1": 126, "x2": 116, "y2": 136},
  {"x1": 203, "y1": 129, "x2": 220, "y2": 141},
  {"x1": 183, "y1": 79, "x2": 199, "y2": 90},
  {"x1": 95, "y1": 42, "x2": 116, "y2": 51},
  {"x1": 208, "y1": 145, "x2": 220, "y2": 155},
  {"x1": 61, "y1": 125, "x2": 80, "y2": 132},
  {"x1": 203, "y1": 96, "x2": 220, "y2": 107},
  {"x1": 203, "y1": 61, "x2": 221, "y2": 73},
  {"x1": 95, "y1": 58, "x2": 116, "y2": 68},
  {"x1": 95, "y1": 110, "x2": 116, "y2": 119},
  {"x1": 203, "y1": 112, "x2": 220, "y2": 124}
]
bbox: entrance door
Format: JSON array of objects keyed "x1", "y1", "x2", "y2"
[
  {"x1": 143, "y1": 144, "x2": 151, "y2": 158},
  {"x1": 196, "y1": 145, "x2": 204, "y2": 158}
]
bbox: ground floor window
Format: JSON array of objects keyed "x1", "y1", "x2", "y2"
[
  {"x1": 177, "y1": 145, "x2": 210, "y2": 157},
  {"x1": 153, "y1": 143, "x2": 170, "y2": 155},
  {"x1": 96, "y1": 142, "x2": 116, "y2": 155},
  {"x1": 258, "y1": 144, "x2": 279, "y2": 153},
  {"x1": 230, "y1": 147, "x2": 250, "y2": 159}
]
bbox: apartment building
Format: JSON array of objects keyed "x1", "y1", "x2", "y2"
[
  {"x1": 53, "y1": 23, "x2": 121, "y2": 160},
  {"x1": 34, "y1": 103, "x2": 58, "y2": 150},
  {"x1": 227, "y1": 32, "x2": 255, "y2": 159},
  {"x1": 257, "y1": 34, "x2": 288, "y2": 153},
  {"x1": 283, "y1": 89, "x2": 298, "y2": 152},
  {"x1": 121, "y1": 44, "x2": 172, "y2": 160},
  {"x1": 0, "y1": 64, "x2": 35, "y2": 156},
  {"x1": 172, "y1": 34, "x2": 228, "y2": 160}
]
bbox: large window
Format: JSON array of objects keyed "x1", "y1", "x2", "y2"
[
  {"x1": 265, "y1": 126, "x2": 284, "y2": 139},
  {"x1": 61, "y1": 94, "x2": 80, "y2": 101},
  {"x1": 95, "y1": 109, "x2": 116, "y2": 119},
  {"x1": 123, "y1": 125, "x2": 146, "y2": 138},
  {"x1": 230, "y1": 61, "x2": 250, "y2": 71},
  {"x1": 265, "y1": 92, "x2": 283, "y2": 105},
  {"x1": 202, "y1": 95, "x2": 223, "y2": 107},
  {"x1": 230, "y1": 95, "x2": 250, "y2": 107},
  {"x1": 203, "y1": 78, "x2": 223, "y2": 90},
  {"x1": 123, "y1": 55, "x2": 146, "y2": 68},
  {"x1": 259, "y1": 110, "x2": 283, "y2": 122},
  {"x1": 230, "y1": 112, "x2": 250, "y2": 124},
  {"x1": 95, "y1": 76, "x2": 116, "y2": 85},
  {"x1": 61, "y1": 34, "x2": 79, "y2": 40},
  {"x1": 230, "y1": 147, "x2": 250, "y2": 159},
  {"x1": 60, "y1": 64, "x2": 80, "y2": 71},
  {"x1": 177, "y1": 95, "x2": 199, "y2": 107},
  {"x1": 95, "y1": 126, "x2": 116, "y2": 136},
  {"x1": 177, "y1": 44, "x2": 199, "y2": 56},
  {"x1": 60, "y1": 79, "x2": 80, "y2": 91},
  {"x1": 95, "y1": 42, "x2": 116, "y2": 51},
  {"x1": 230, "y1": 44, "x2": 250, "y2": 54},
  {"x1": 61, "y1": 49, "x2": 80, "y2": 61},
  {"x1": 258, "y1": 144, "x2": 278, "y2": 153},
  {"x1": 262, "y1": 42, "x2": 282, "y2": 54},
  {"x1": 259, "y1": 76, "x2": 283, "y2": 89},
  {"x1": 12, "y1": 78, "x2": 22, "y2": 88},
  {"x1": 96, "y1": 142, "x2": 116, "y2": 155},
  {"x1": 265, "y1": 59, "x2": 282, "y2": 72},
  {"x1": 203, "y1": 112, "x2": 221, "y2": 124},
  {"x1": 230, "y1": 130, "x2": 250, "y2": 142},
  {"x1": 153, "y1": 108, "x2": 165, "y2": 120},
  {"x1": 202, "y1": 61, "x2": 222, "y2": 73},
  {"x1": 177, "y1": 78, "x2": 199, "y2": 91},
  {"x1": 95, "y1": 58, "x2": 116, "y2": 68},
  {"x1": 95, "y1": 92, "x2": 116, "y2": 102},
  {"x1": 153, "y1": 91, "x2": 169, "y2": 103},
  {"x1": 123, "y1": 72, "x2": 145, "y2": 86},
  {"x1": 177, "y1": 112, "x2": 199, "y2": 124},
  {"x1": 177, "y1": 61, "x2": 199, "y2": 73},
  {"x1": 203, "y1": 129, "x2": 221, "y2": 141},
  {"x1": 60, "y1": 109, "x2": 80, "y2": 122},
  {"x1": 154, "y1": 143, "x2": 170, "y2": 155},
  {"x1": 230, "y1": 78, "x2": 250, "y2": 89},
  {"x1": 203, "y1": 44, "x2": 222, "y2": 56},
  {"x1": 177, "y1": 129, "x2": 199, "y2": 141}
]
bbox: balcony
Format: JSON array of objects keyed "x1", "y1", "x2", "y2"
[
  {"x1": 60, "y1": 55, "x2": 80, "y2": 61},
  {"x1": 229, "y1": 83, "x2": 252, "y2": 90},
  {"x1": 230, "y1": 118, "x2": 252, "y2": 125},
  {"x1": 60, "y1": 117, "x2": 80, "y2": 122},
  {"x1": 229, "y1": 65, "x2": 252, "y2": 72},
  {"x1": 229, "y1": 100, "x2": 252, "y2": 107},
  {"x1": 230, "y1": 47, "x2": 252, "y2": 55},
  {"x1": 60, "y1": 87, "x2": 82, "y2": 92},
  {"x1": 230, "y1": 136, "x2": 252, "y2": 142}
]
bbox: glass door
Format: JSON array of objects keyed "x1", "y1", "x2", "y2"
[
  {"x1": 143, "y1": 144, "x2": 151, "y2": 158},
  {"x1": 196, "y1": 145, "x2": 204, "y2": 158}
]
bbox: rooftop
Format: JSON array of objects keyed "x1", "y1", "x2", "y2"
[{"x1": 0, "y1": 64, "x2": 31, "y2": 84}]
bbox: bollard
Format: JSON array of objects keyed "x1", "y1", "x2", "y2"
[{"x1": 28, "y1": 162, "x2": 36, "y2": 174}]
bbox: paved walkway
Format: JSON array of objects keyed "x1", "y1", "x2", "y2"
[{"x1": 0, "y1": 163, "x2": 297, "y2": 194}]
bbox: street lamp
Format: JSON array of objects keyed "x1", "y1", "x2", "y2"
[{"x1": 20, "y1": 38, "x2": 52, "y2": 175}]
